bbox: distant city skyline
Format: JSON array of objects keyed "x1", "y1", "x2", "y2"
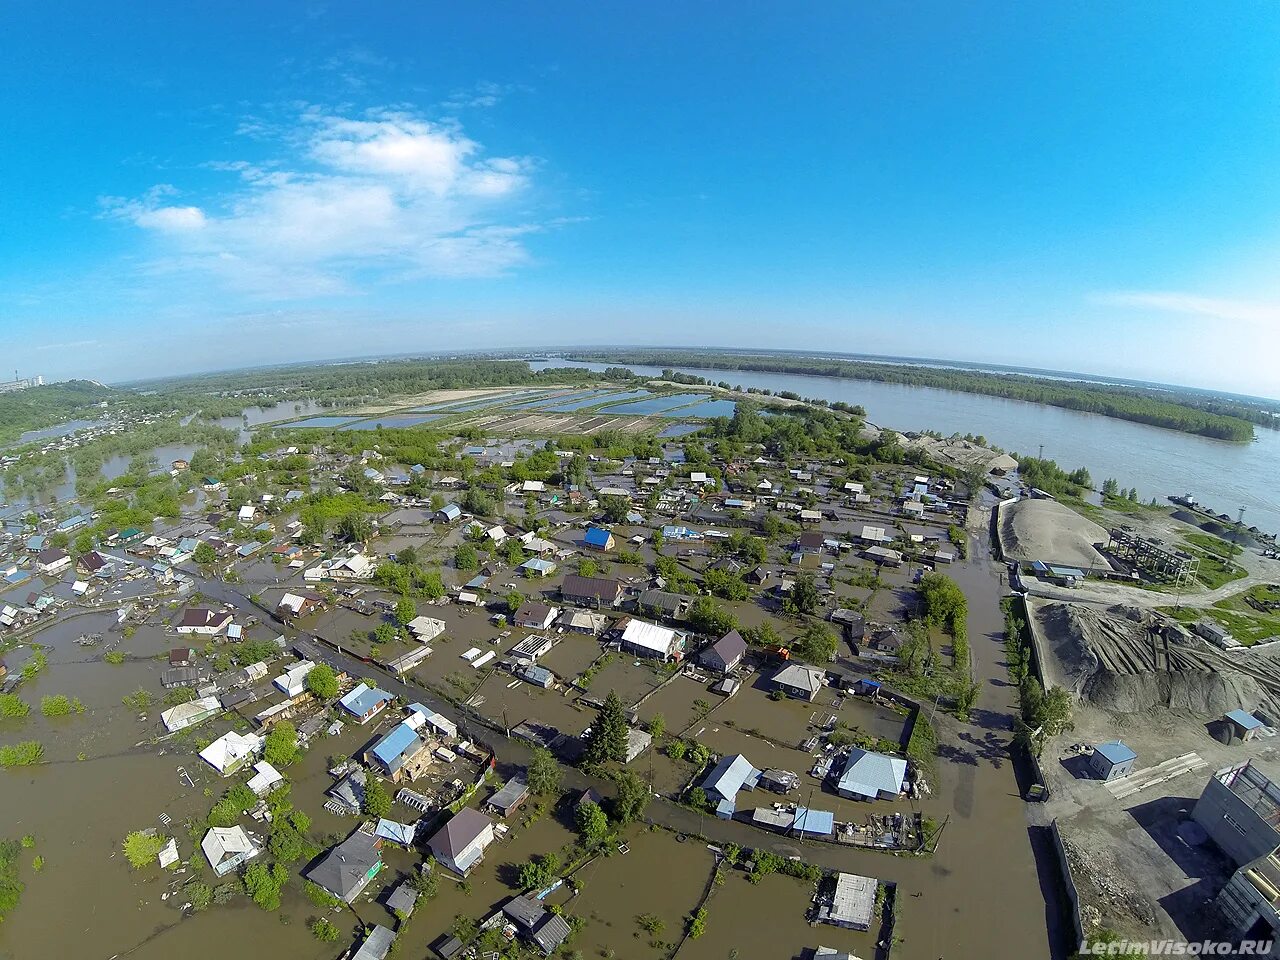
[{"x1": 3, "y1": 3, "x2": 1280, "y2": 396}]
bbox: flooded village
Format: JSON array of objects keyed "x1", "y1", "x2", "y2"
[{"x1": 4, "y1": 362, "x2": 1280, "y2": 960}]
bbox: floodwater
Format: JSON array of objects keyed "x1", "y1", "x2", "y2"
[
  {"x1": 339, "y1": 414, "x2": 447, "y2": 430},
  {"x1": 12, "y1": 418, "x2": 109, "y2": 446},
  {"x1": 674, "y1": 398, "x2": 738, "y2": 418},
  {"x1": 657, "y1": 422, "x2": 702, "y2": 438},
  {"x1": 532, "y1": 359, "x2": 1280, "y2": 535}
]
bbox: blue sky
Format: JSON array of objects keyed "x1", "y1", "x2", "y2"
[{"x1": 3, "y1": 2, "x2": 1280, "y2": 395}]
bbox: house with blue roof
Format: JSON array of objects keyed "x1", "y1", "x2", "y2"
[
  {"x1": 701, "y1": 753, "x2": 761, "y2": 818},
  {"x1": 436, "y1": 503, "x2": 462, "y2": 523},
  {"x1": 1089, "y1": 741, "x2": 1136, "y2": 781},
  {"x1": 520, "y1": 557, "x2": 557, "y2": 578},
  {"x1": 25, "y1": 535, "x2": 45, "y2": 552},
  {"x1": 339, "y1": 682, "x2": 393, "y2": 724},
  {"x1": 57, "y1": 515, "x2": 89, "y2": 533},
  {"x1": 835, "y1": 749, "x2": 908, "y2": 801},
  {"x1": 793, "y1": 806, "x2": 836, "y2": 838},
  {"x1": 583, "y1": 527, "x2": 614, "y2": 551},
  {"x1": 365, "y1": 721, "x2": 429, "y2": 782}
]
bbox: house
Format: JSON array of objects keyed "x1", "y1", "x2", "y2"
[
  {"x1": 770, "y1": 663, "x2": 825, "y2": 701},
  {"x1": 339, "y1": 682, "x2": 393, "y2": 723},
  {"x1": 582, "y1": 527, "x2": 615, "y2": 551},
  {"x1": 502, "y1": 895, "x2": 574, "y2": 956},
  {"x1": 485, "y1": 776, "x2": 530, "y2": 818},
  {"x1": 408, "y1": 702, "x2": 459, "y2": 738},
  {"x1": 237, "y1": 505, "x2": 256, "y2": 523},
  {"x1": 836, "y1": 749, "x2": 907, "y2": 800},
  {"x1": 304, "y1": 553, "x2": 375, "y2": 582},
  {"x1": 1090, "y1": 741, "x2": 1136, "y2": 781},
  {"x1": 177, "y1": 608, "x2": 233, "y2": 636},
  {"x1": 862, "y1": 545, "x2": 903, "y2": 567},
  {"x1": 520, "y1": 557, "x2": 557, "y2": 578},
  {"x1": 366, "y1": 721, "x2": 431, "y2": 781},
  {"x1": 560, "y1": 574, "x2": 623, "y2": 608},
  {"x1": 169, "y1": 646, "x2": 196, "y2": 667},
  {"x1": 277, "y1": 591, "x2": 321, "y2": 619},
  {"x1": 636, "y1": 589, "x2": 689, "y2": 621},
  {"x1": 407, "y1": 616, "x2": 446, "y2": 643},
  {"x1": 625, "y1": 727, "x2": 653, "y2": 763},
  {"x1": 619, "y1": 618, "x2": 684, "y2": 660},
  {"x1": 351, "y1": 926, "x2": 396, "y2": 960},
  {"x1": 859, "y1": 525, "x2": 893, "y2": 544},
  {"x1": 758, "y1": 768, "x2": 800, "y2": 794},
  {"x1": 558, "y1": 609, "x2": 609, "y2": 635},
  {"x1": 700, "y1": 629, "x2": 747, "y2": 674},
  {"x1": 509, "y1": 633, "x2": 554, "y2": 663},
  {"x1": 797, "y1": 531, "x2": 825, "y2": 554},
  {"x1": 518, "y1": 664, "x2": 556, "y2": 688},
  {"x1": 436, "y1": 504, "x2": 463, "y2": 523},
  {"x1": 513, "y1": 602, "x2": 558, "y2": 631},
  {"x1": 201, "y1": 826, "x2": 261, "y2": 877},
  {"x1": 701, "y1": 753, "x2": 761, "y2": 817},
  {"x1": 384, "y1": 881, "x2": 420, "y2": 918},
  {"x1": 273, "y1": 660, "x2": 315, "y2": 696},
  {"x1": 246, "y1": 760, "x2": 284, "y2": 796},
  {"x1": 304, "y1": 824, "x2": 384, "y2": 903},
  {"x1": 426, "y1": 808, "x2": 495, "y2": 876},
  {"x1": 199, "y1": 731, "x2": 264, "y2": 775},
  {"x1": 817, "y1": 872, "x2": 877, "y2": 930},
  {"x1": 1196, "y1": 620, "x2": 1235, "y2": 648},
  {"x1": 77, "y1": 551, "x2": 109, "y2": 576},
  {"x1": 160, "y1": 696, "x2": 221, "y2": 732},
  {"x1": 36, "y1": 548, "x2": 71, "y2": 575}
]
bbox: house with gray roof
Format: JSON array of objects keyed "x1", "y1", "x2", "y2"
[{"x1": 303, "y1": 823, "x2": 384, "y2": 903}]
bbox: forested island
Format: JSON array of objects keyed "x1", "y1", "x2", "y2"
[{"x1": 557, "y1": 349, "x2": 1268, "y2": 442}]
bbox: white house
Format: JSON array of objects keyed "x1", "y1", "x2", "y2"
[
  {"x1": 426, "y1": 808, "x2": 495, "y2": 876},
  {"x1": 619, "y1": 619, "x2": 683, "y2": 661},
  {"x1": 199, "y1": 730, "x2": 264, "y2": 775},
  {"x1": 274, "y1": 660, "x2": 316, "y2": 696},
  {"x1": 202, "y1": 825, "x2": 261, "y2": 876},
  {"x1": 238, "y1": 505, "x2": 256, "y2": 523}
]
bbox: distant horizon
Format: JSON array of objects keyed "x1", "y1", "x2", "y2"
[{"x1": 101, "y1": 344, "x2": 1280, "y2": 407}]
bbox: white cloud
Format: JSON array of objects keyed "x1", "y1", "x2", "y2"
[
  {"x1": 1094, "y1": 290, "x2": 1280, "y2": 328},
  {"x1": 104, "y1": 107, "x2": 543, "y2": 300}
]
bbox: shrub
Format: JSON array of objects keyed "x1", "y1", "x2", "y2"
[
  {"x1": 0, "y1": 741, "x2": 44, "y2": 767},
  {"x1": 311, "y1": 918, "x2": 340, "y2": 942},
  {"x1": 0, "y1": 695, "x2": 30, "y2": 718},
  {"x1": 122, "y1": 830, "x2": 168, "y2": 869}
]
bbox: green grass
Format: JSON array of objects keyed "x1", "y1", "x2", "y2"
[
  {"x1": 1162, "y1": 586, "x2": 1280, "y2": 646},
  {"x1": 1182, "y1": 531, "x2": 1239, "y2": 558}
]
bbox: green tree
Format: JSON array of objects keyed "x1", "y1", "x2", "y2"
[
  {"x1": 785, "y1": 573, "x2": 819, "y2": 616},
  {"x1": 242, "y1": 861, "x2": 288, "y2": 911},
  {"x1": 793, "y1": 622, "x2": 837, "y2": 663},
  {"x1": 506, "y1": 590, "x2": 524, "y2": 614},
  {"x1": 527, "y1": 747, "x2": 561, "y2": 796},
  {"x1": 122, "y1": 831, "x2": 168, "y2": 869},
  {"x1": 193, "y1": 542, "x2": 217, "y2": 566},
  {"x1": 583, "y1": 690, "x2": 629, "y2": 765},
  {"x1": 687, "y1": 596, "x2": 736, "y2": 637},
  {"x1": 610, "y1": 770, "x2": 650, "y2": 825},
  {"x1": 575, "y1": 799, "x2": 610, "y2": 845},
  {"x1": 263, "y1": 721, "x2": 299, "y2": 767},
  {"x1": 363, "y1": 775, "x2": 392, "y2": 818},
  {"x1": 454, "y1": 542, "x2": 479, "y2": 572},
  {"x1": 395, "y1": 596, "x2": 417, "y2": 626},
  {"x1": 310, "y1": 918, "x2": 340, "y2": 942},
  {"x1": 518, "y1": 852, "x2": 560, "y2": 891},
  {"x1": 337, "y1": 513, "x2": 373, "y2": 544},
  {"x1": 601, "y1": 495, "x2": 630, "y2": 524},
  {"x1": 305, "y1": 663, "x2": 339, "y2": 700},
  {"x1": 646, "y1": 713, "x2": 665, "y2": 741}
]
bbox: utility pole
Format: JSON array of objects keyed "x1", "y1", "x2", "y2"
[
  {"x1": 1235, "y1": 507, "x2": 1247, "y2": 562},
  {"x1": 1037, "y1": 444, "x2": 1044, "y2": 461}
]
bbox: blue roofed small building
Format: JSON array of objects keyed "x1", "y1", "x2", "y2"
[
  {"x1": 339, "y1": 683, "x2": 393, "y2": 724},
  {"x1": 520, "y1": 557, "x2": 557, "y2": 578},
  {"x1": 583, "y1": 526, "x2": 615, "y2": 551},
  {"x1": 793, "y1": 806, "x2": 836, "y2": 838},
  {"x1": 1090, "y1": 741, "x2": 1137, "y2": 781},
  {"x1": 835, "y1": 749, "x2": 907, "y2": 801},
  {"x1": 701, "y1": 753, "x2": 761, "y2": 818},
  {"x1": 1225, "y1": 709, "x2": 1265, "y2": 742},
  {"x1": 436, "y1": 503, "x2": 462, "y2": 523}
]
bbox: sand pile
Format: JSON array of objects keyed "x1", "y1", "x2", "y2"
[
  {"x1": 1034, "y1": 601, "x2": 1272, "y2": 716},
  {"x1": 1001, "y1": 498, "x2": 1109, "y2": 569}
]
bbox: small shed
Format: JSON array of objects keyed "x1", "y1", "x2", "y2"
[
  {"x1": 1089, "y1": 741, "x2": 1136, "y2": 781},
  {"x1": 486, "y1": 777, "x2": 530, "y2": 818},
  {"x1": 1225, "y1": 709, "x2": 1265, "y2": 742}
]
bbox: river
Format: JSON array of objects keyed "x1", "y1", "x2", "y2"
[{"x1": 531, "y1": 359, "x2": 1280, "y2": 536}]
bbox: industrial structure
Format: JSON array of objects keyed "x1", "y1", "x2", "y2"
[{"x1": 1106, "y1": 528, "x2": 1200, "y2": 585}]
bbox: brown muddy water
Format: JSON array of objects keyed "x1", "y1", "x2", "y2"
[{"x1": 0, "y1": 547, "x2": 1058, "y2": 960}]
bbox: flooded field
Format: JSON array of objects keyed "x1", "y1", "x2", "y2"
[
  {"x1": 656, "y1": 421, "x2": 703, "y2": 438},
  {"x1": 338, "y1": 413, "x2": 447, "y2": 430},
  {"x1": 681, "y1": 869, "x2": 877, "y2": 960},
  {"x1": 599, "y1": 392, "x2": 710, "y2": 415},
  {"x1": 564, "y1": 827, "x2": 715, "y2": 959},
  {"x1": 540, "y1": 389, "x2": 649, "y2": 412},
  {"x1": 672, "y1": 398, "x2": 737, "y2": 418}
]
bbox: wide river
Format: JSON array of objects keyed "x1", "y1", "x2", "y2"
[{"x1": 531, "y1": 359, "x2": 1280, "y2": 536}]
